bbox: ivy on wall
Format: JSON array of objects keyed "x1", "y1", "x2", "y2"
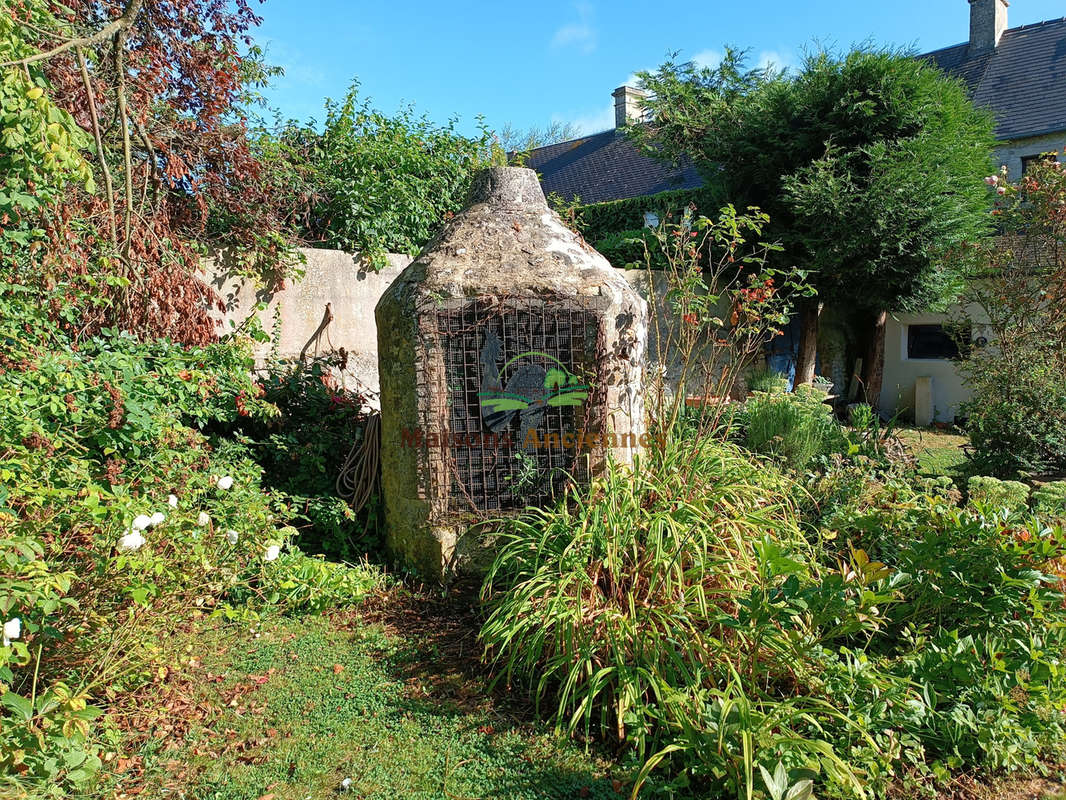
[
  {"x1": 562, "y1": 187, "x2": 710, "y2": 244},
  {"x1": 547, "y1": 186, "x2": 711, "y2": 269}
]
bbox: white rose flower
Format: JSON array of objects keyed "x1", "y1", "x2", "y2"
[
  {"x1": 167, "y1": 494, "x2": 178, "y2": 508},
  {"x1": 149, "y1": 511, "x2": 165, "y2": 526},
  {"x1": 197, "y1": 511, "x2": 211, "y2": 527},
  {"x1": 216, "y1": 476, "x2": 234, "y2": 491},
  {"x1": 226, "y1": 529, "x2": 239, "y2": 545},
  {"x1": 132, "y1": 514, "x2": 153, "y2": 531},
  {"x1": 264, "y1": 545, "x2": 280, "y2": 562},
  {"x1": 2, "y1": 618, "x2": 21, "y2": 647},
  {"x1": 118, "y1": 530, "x2": 146, "y2": 552}
]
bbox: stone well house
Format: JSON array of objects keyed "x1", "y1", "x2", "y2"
[{"x1": 524, "y1": 0, "x2": 1066, "y2": 423}]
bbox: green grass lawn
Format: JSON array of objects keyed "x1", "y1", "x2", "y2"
[
  {"x1": 90, "y1": 581, "x2": 1066, "y2": 800},
  {"x1": 894, "y1": 425, "x2": 971, "y2": 479},
  {"x1": 98, "y1": 601, "x2": 642, "y2": 800}
]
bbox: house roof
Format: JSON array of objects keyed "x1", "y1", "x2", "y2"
[
  {"x1": 522, "y1": 129, "x2": 702, "y2": 204},
  {"x1": 528, "y1": 16, "x2": 1066, "y2": 205},
  {"x1": 924, "y1": 16, "x2": 1066, "y2": 140}
]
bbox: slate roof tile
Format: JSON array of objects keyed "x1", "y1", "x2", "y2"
[
  {"x1": 529, "y1": 17, "x2": 1066, "y2": 204},
  {"x1": 523, "y1": 130, "x2": 702, "y2": 205},
  {"x1": 925, "y1": 17, "x2": 1066, "y2": 140}
]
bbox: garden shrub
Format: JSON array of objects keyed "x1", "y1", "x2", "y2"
[
  {"x1": 967, "y1": 475, "x2": 1031, "y2": 513},
  {"x1": 827, "y1": 503, "x2": 1066, "y2": 785},
  {"x1": 959, "y1": 158, "x2": 1066, "y2": 478},
  {"x1": 227, "y1": 356, "x2": 383, "y2": 560},
  {"x1": 591, "y1": 228, "x2": 664, "y2": 270},
  {"x1": 0, "y1": 281, "x2": 384, "y2": 795},
  {"x1": 803, "y1": 458, "x2": 934, "y2": 544},
  {"x1": 482, "y1": 406, "x2": 1066, "y2": 798},
  {"x1": 1032, "y1": 481, "x2": 1066, "y2": 517},
  {"x1": 566, "y1": 187, "x2": 710, "y2": 243},
  {"x1": 256, "y1": 83, "x2": 493, "y2": 269},
  {"x1": 961, "y1": 360, "x2": 1066, "y2": 478},
  {"x1": 255, "y1": 548, "x2": 384, "y2": 614},
  {"x1": 740, "y1": 387, "x2": 847, "y2": 471}
]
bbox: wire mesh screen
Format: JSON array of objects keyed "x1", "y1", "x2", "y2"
[{"x1": 435, "y1": 298, "x2": 600, "y2": 513}]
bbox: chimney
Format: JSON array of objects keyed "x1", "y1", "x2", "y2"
[
  {"x1": 969, "y1": 0, "x2": 1009, "y2": 53},
  {"x1": 612, "y1": 86, "x2": 646, "y2": 128}
]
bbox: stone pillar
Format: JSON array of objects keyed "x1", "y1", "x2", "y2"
[
  {"x1": 613, "y1": 86, "x2": 647, "y2": 128},
  {"x1": 914, "y1": 375, "x2": 934, "y2": 427},
  {"x1": 375, "y1": 167, "x2": 647, "y2": 582}
]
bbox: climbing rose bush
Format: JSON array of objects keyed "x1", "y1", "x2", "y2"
[{"x1": 959, "y1": 155, "x2": 1066, "y2": 476}]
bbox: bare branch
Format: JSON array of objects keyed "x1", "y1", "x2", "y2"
[
  {"x1": 131, "y1": 115, "x2": 159, "y2": 211},
  {"x1": 113, "y1": 26, "x2": 134, "y2": 262},
  {"x1": 0, "y1": 0, "x2": 145, "y2": 68},
  {"x1": 76, "y1": 46, "x2": 118, "y2": 251}
]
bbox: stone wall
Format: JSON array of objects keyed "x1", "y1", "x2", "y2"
[
  {"x1": 621, "y1": 269, "x2": 746, "y2": 401},
  {"x1": 205, "y1": 246, "x2": 988, "y2": 423},
  {"x1": 201, "y1": 248, "x2": 411, "y2": 401},
  {"x1": 204, "y1": 248, "x2": 699, "y2": 407}
]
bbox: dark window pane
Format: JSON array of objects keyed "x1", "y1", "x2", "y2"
[
  {"x1": 907, "y1": 324, "x2": 959, "y2": 360},
  {"x1": 1022, "y1": 153, "x2": 1057, "y2": 174}
]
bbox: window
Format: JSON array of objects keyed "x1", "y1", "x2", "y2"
[
  {"x1": 907, "y1": 324, "x2": 959, "y2": 360},
  {"x1": 1022, "y1": 152, "x2": 1057, "y2": 174}
]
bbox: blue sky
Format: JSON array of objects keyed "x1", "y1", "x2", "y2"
[{"x1": 254, "y1": 1, "x2": 1065, "y2": 137}]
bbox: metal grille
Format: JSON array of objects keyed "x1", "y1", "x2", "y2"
[{"x1": 435, "y1": 298, "x2": 599, "y2": 513}]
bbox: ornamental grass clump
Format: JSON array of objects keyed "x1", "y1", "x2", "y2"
[
  {"x1": 481, "y1": 438, "x2": 801, "y2": 748},
  {"x1": 479, "y1": 438, "x2": 871, "y2": 797},
  {"x1": 741, "y1": 388, "x2": 847, "y2": 471}
]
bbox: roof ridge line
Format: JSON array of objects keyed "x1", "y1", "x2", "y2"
[
  {"x1": 1003, "y1": 16, "x2": 1066, "y2": 35},
  {"x1": 919, "y1": 15, "x2": 1066, "y2": 59},
  {"x1": 526, "y1": 128, "x2": 617, "y2": 155}
]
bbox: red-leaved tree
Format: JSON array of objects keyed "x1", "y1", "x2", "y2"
[{"x1": 2, "y1": 0, "x2": 293, "y2": 344}]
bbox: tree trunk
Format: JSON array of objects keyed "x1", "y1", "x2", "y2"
[
  {"x1": 793, "y1": 300, "x2": 822, "y2": 389},
  {"x1": 861, "y1": 310, "x2": 887, "y2": 410}
]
